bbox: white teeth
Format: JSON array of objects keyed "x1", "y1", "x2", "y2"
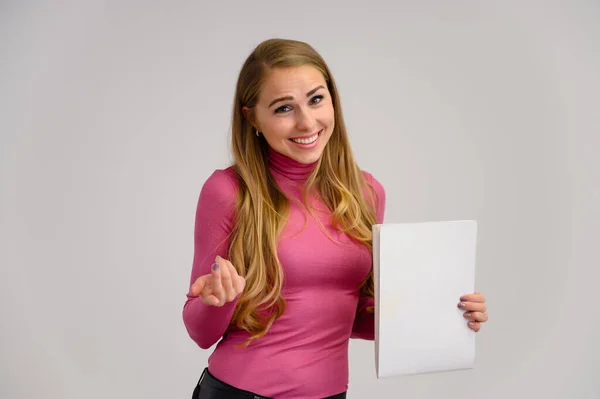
[{"x1": 290, "y1": 132, "x2": 319, "y2": 145}]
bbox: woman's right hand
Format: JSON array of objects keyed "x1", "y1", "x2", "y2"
[{"x1": 189, "y1": 256, "x2": 246, "y2": 307}]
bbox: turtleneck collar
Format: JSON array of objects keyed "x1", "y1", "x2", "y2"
[{"x1": 267, "y1": 146, "x2": 318, "y2": 182}]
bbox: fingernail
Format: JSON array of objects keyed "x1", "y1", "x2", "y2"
[
  {"x1": 458, "y1": 303, "x2": 466, "y2": 309},
  {"x1": 460, "y1": 296, "x2": 468, "y2": 301},
  {"x1": 464, "y1": 312, "x2": 472, "y2": 317},
  {"x1": 212, "y1": 263, "x2": 219, "y2": 271},
  {"x1": 468, "y1": 321, "x2": 475, "y2": 325},
  {"x1": 215, "y1": 256, "x2": 221, "y2": 262}
]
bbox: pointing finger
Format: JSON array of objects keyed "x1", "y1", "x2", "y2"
[
  {"x1": 210, "y1": 262, "x2": 225, "y2": 305},
  {"x1": 218, "y1": 257, "x2": 233, "y2": 298}
]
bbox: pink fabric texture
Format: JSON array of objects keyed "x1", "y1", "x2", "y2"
[{"x1": 183, "y1": 148, "x2": 385, "y2": 398}]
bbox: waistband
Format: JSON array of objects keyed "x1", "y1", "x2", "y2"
[
  {"x1": 198, "y1": 368, "x2": 271, "y2": 399},
  {"x1": 195, "y1": 368, "x2": 347, "y2": 399}
]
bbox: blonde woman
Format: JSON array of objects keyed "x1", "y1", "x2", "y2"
[{"x1": 183, "y1": 38, "x2": 488, "y2": 399}]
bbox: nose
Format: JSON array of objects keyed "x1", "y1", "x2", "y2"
[{"x1": 295, "y1": 107, "x2": 315, "y2": 131}]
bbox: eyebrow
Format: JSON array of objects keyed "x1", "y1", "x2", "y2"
[{"x1": 267, "y1": 85, "x2": 325, "y2": 108}]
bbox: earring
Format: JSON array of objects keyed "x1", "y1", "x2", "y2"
[{"x1": 255, "y1": 129, "x2": 260, "y2": 137}]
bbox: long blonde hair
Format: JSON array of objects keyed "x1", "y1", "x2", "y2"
[{"x1": 228, "y1": 38, "x2": 378, "y2": 346}]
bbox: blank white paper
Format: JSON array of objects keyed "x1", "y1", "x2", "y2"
[{"x1": 373, "y1": 220, "x2": 478, "y2": 378}]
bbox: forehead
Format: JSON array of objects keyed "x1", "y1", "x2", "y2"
[{"x1": 260, "y1": 65, "x2": 327, "y2": 98}]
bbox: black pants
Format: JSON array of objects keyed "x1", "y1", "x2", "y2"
[{"x1": 192, "y1": 368, "x2": 347, "y2": 399}]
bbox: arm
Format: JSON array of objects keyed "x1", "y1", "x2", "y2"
[
  {"x1": 182, "y1": 169, "x2": 240, "y2": 349},
  {"x1": 351, "y1": 171, "x2": 386, "y2": 340}
]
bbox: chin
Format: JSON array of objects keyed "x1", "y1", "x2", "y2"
[{"x1": 291, "y1": 150, "x2": 324, "y2": 164}]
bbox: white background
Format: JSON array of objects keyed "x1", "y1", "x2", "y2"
[{"x1": 1, "y1": 1, "x2": 598, "y2": 398}]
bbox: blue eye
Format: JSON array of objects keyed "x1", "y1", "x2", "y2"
[
  {"x1": 274, "y1": 95, "x2": 324, "y2": 114},
  {"x1": 310, "y1": 95, "x2": 324, "y2": 104},
  {"x1": 275, "y1": 105, "x2": 291, "y2": 114}
]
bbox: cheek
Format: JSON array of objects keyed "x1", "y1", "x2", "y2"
[
  {"x1": 272, "y1": 118, "x2": 296, "y2": 136},
  {"x1": 260, "y1": 114, "x2": 288, "y2": 134},
  {"x1": 260, "y1": 118, "x2": 296, "y2": 145},
  {"x1": 322, "y1": 105, "x2": 335, "y2": 130}
]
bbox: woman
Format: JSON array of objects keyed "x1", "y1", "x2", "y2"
[{"x1": 183, "y1": 38, "x2": 488, "y2": 399}]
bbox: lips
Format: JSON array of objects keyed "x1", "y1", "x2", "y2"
[{"x1": 289, "y1": 129, "x2": 322, "y2": 144}]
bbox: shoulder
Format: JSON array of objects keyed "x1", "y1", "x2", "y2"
[
  {"x1": 361, "y1": 170, "x2": 385, "y2": 198},
  {"x1": 198, "y1": 167, "x2": 239, "y2": 206},
  {"x1": 361, "y1": 170, "x2": 386, "y2": 223}
]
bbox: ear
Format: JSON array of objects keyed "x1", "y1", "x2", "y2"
[{"x1": 242, "y1": 106, "x2": 259, "y2": 131}]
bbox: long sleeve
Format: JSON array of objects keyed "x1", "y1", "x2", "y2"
[
  {"x1": 351, "y1": 171, "x2": 386, "y2": 340},
  {"x1": 182, "y1": 168, "x2": 240, "y2": 349}
]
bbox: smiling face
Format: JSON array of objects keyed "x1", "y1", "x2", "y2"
[{"x1": 243, "y1": 65, "x2": 335, "y2": 164}]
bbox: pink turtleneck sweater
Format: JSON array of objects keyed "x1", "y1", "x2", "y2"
[{"x1": 183, "y1": 148, "x2": 385, "y2": 399}]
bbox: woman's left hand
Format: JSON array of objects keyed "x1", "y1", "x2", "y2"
[{"x1": 458, "y1": 293, "x2": 488, "y2": 332}]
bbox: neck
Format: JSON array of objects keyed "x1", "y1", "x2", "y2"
[{"x1": 267, "y1": 146, "x2": 318, "y2": 182}]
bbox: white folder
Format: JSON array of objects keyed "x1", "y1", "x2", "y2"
[{"x1": 372, "y1": 220, "x2": 478, "y2": 378}]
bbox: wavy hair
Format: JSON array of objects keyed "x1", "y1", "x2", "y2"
[{"x1": 228, "y1": 38, "x2": 378, "y2": 347}]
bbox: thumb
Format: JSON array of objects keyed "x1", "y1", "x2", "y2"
[{"x1": 189, "y1": 275, "x2": 210, "y2": 297}]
